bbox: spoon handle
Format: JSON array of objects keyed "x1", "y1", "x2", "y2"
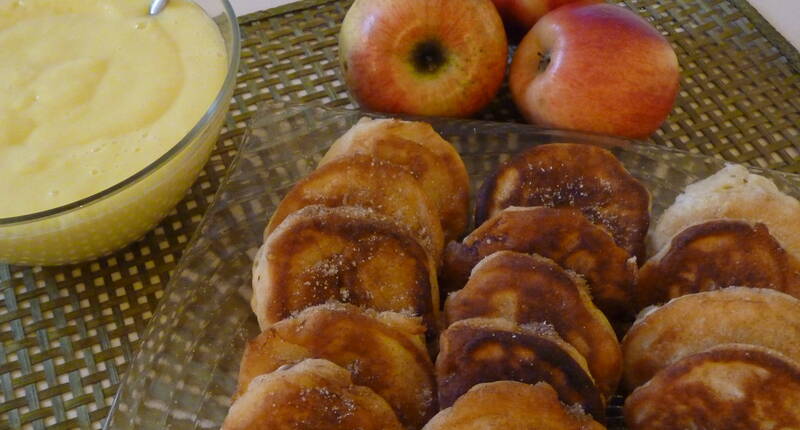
[{"x1": 149, "y1": 0, "x2": 169, "y2": 15}]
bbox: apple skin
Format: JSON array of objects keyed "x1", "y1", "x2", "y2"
[
  {"x1": 492, "y1": 0, "x2": 580, "y2": 40},
  {"x1": 339, "y1": 0, "x2": 507, "y2": 118},
  {"x1": 509, "y1": 1, "x2": 680, "y2": 138}
]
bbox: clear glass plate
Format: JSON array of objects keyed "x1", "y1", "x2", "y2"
[{"x1": 104, "y1": 102, "x2": 800, "y2": 429}]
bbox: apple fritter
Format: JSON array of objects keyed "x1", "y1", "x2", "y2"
[
  {"x1": 636, "y1": 219, "x2": 800, "y2": 308},
  {"x1": 622, "y1": 287, "x2": 800, "y2": 390},
  {"x1": 265, "y1": 154, "x2": 444, "y2": 263},
  {"x1": 442, "y1": 206, "x2": 637, "y2": 318},
  {"x1": 222, "y1": 359, "x2": 403, "y2": 430},
  {"x1": 436, "y1": 317, "x2": 605, "y2": 421},
  {"x1": 423, "y1": 381, "x2": 606, "y2": 430},
  {"x1": 320, "y1": 117, "x2": 469, "y2": 242},
  {"x1": 252, "y1": 205, "x2": 439, "y2": 331},
  {"x1": 625, "y1": 344, "x2": 800, "y2": 430},
  {"x1": 237, "y1": 303, "x2": 435, "y2": 429},
  {"x1": 474, "y1": 143, "x2": 650, "y2": 261},
  {"x1": 651, "y1": 164, "x2": 800, "y2": 258},
  {"x1": 445, "y1": 251, "x2": 621, "y2": 399}
]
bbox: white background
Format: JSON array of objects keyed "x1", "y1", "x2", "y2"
[{"x1": 230, "y1": 0, "x2": 800, "y2": 50}]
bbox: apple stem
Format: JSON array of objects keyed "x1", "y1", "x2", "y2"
[{"x1": 538, "y1": 51, "x2": 551, "y2": 73}]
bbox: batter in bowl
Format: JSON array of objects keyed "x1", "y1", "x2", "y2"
[{"x1": 0, "y1": 0, "x2": 227, "y2": 217}]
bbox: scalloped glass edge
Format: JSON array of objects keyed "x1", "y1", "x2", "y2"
[{"x1": 104, "y1": 101, "x2": 800, "y2": 429}]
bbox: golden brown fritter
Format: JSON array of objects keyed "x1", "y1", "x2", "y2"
[
  {"x1": 636, "y1": 219, "x2": 800, "y2": 309},
  {"x1": 252, "y1": 205, "x2": 439, "y2": 331},
  {"x1": 474, "y1": 143, "x2": 650, "y2": 261},
  {"x1": 442, "y1": 206, "x2": 637, "y2": 318},
  {"x1": 622, "y1": 287, "x2": 800, "y2": 390},
  {"x1": 651, "y1": 164, "x2": 800, "y2": 259},
  {"x1": 320, "y1": 117, "x2": 469, "y2": 242},
  {"x1": 222, "y1": 359, "x2": 403, "y2": 430},
  {"x1": 445, "y1": 251, "x2": 621, "y2": 399},
  {"x1": 436, "y1": 317, "x2": 605, "y2": 421},
  {"x1": 265, "y1": 154, "x2": 444, "y2": 263},
  {"x1": 625, "y1": 344, "x2": 800, "y2": 429},
  {"x1": 423, "y1": 381, "x2": 606, "y2": 430},
  {"x1": 237, "y1": 303, "x2": 436, "y2": 429}
]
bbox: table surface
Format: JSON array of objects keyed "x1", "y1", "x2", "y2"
[{"x1": 236, "y1": 0, "x2": 800, "y2": 49}]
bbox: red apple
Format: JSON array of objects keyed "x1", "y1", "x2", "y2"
[
  {"x1": 509, "y1": 1, "x2": 680, "y2": 138},
  {"x1": 492, "y1": 0, "x2": 580, "y2": 40},
  {"x1": 339, "y1": 0, "x2": 508, "y2": 118}
]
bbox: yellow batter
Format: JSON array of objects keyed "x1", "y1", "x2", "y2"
[{"x1": 0, "y1": 0, "x2": 227, "y2": 218}]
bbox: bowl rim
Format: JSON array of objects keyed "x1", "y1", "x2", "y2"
[{"x1": 0, "y1": 0, "x2": 242, "y2": 226}]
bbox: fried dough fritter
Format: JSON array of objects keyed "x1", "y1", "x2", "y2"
[
  {"x1": 423, "y1": 381, "x2": 606, "y2": 430},
  {"x1": 445, "y1": 251, "x2": 621, "y2": 399},
  {"x1": 265, "y1": 154, "x2": 444, "y2": 263},
  {"x1": 237, "y1": 303, "x2": 436, "y2": 429},
  {"x1": 222, "y1": 359, "x2": 403, "y2": 430},
  {"x1": 474, "y1": 143, "x2": 650, "y2": 261},
  {"x1": 443, "y1": 206, "x2": 637, "y2": 318},
  {"x1": 636, "y1": 219, "x2": 800, "y2": 308},
  {"x1": 319, "y1": 117, "x2": 469, "y2": 242},
  {"x1": 622, "y1": 287, "x2": 800, "y2": 390},
  {"x1": 252, "y1": 205, "x2": 439, "y2": 331},
  {"x1": 436, "y1": 317, "x2": 605, "y2": 421},
  {"x1": 651, "y1": 164, "x2": 800, "y2": 259},
  {"x1": 625, "y1": 344, "x2": 800, "y2": 430}
]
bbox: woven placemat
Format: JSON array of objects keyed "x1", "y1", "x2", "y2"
[{"x1": 1, "y1": 0, "x2": 798, "y2": 428}]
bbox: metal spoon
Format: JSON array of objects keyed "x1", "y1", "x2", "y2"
[{"x1": 149, "y1": 0, "x2": 168, "y2": 15}]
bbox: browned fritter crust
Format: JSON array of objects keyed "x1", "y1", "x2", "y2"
[
  {"x1": 636, "y1": 219, "x2": 800, "y2": 309},
  {"x1": 265, "y1": 154, "x2": 444, "y2": 263},
  {"x1": 474, "y1": 143, "x2": 650, "y2": 262},
  {"x1": 436, "y1": 317, "x2": 605, "y2": 421},
  {"x1": 651, "y1": 164, "x2": 800, "y2": 259},
  {"x1": 252, "y1": 205, "x2": 439, "y2": 331},
  {"x1": 222, "y1": 359, "x2": 403, "y2": 430},
  {"x1": 443, "y1": 206, "x2": 637, "y2": 318},
  {"x1": 625, "y1": 344, "x2": 800, "y2": 429},
  {"x1": 236, "y1": 303, "x2": 436, "y2": 429},
  {"x1": 320, "y1": 118, "x2": 469, "y2": 242},
  {"x1": 622, "y1": 287, "x2": 800, "y2": 390},
  {"x1": 423, "y1": 381, "x2": 606, "y2": 430},
  {"x1": 445, "y1": 251, "x2": 621, "y2": 399}
]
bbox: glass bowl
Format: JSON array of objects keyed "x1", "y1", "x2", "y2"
[
  {"x1": 104, "y1": 102, "x2": 800, "y2": 429},
  {"x1": 0, "y1": 0, "x2": 241, "y2": 266}
]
